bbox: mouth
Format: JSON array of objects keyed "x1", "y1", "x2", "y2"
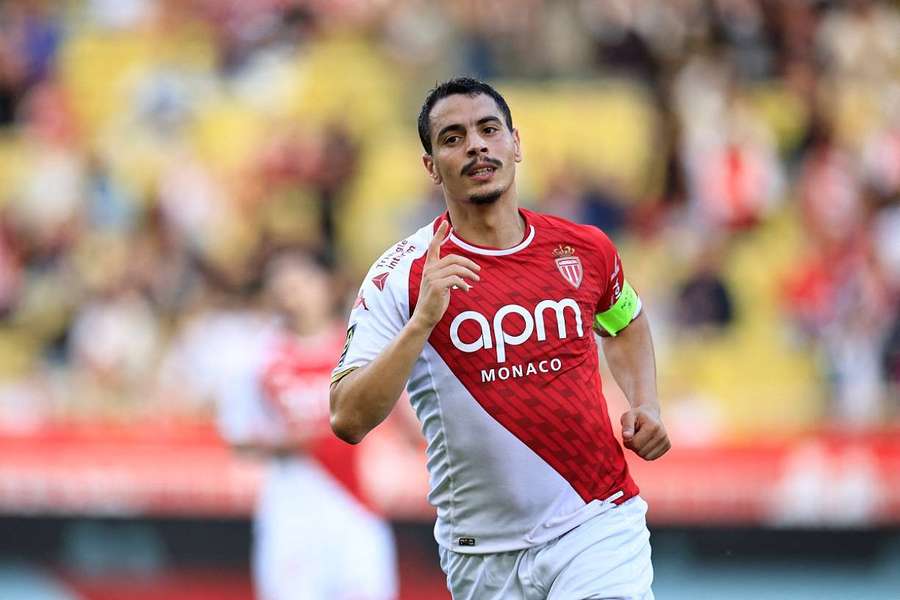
[
  {"x1": 463, "y1": 159, "x2": 502, "y2": 183},
  {"x1": 468, "y1": 166, "x2": 496, "y2": 182}
]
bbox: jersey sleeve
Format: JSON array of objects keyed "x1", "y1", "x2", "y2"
[
  {"x1": 591, "y1": 229, "x2": 642, "y2": 335},
  {"x1": 331, "y1": 240, "x2": 423, "y2": 384}
]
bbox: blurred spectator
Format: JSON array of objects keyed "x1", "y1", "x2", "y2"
[
  {"x1": 817, "y1": 0, "x2": 900, "y2": 83},
  {"x1": 0, "y1": 209, "x2": 23, "y2": 319},
  {"x1": 884, "y1": 313, "x2": 900, "y2": 412},
  {"x1": 782, "y1": 237, "x2": 893, "y2": 425},
  {"x1": 67, "y1": 281, "x2": 160, "y2": 411},
  {"x1": 0, "y1": 1, "x2": 63, "y2": 125},
  {"x1": 541, "y1": 172, "x2": 628, "y2": 238},
  {"x1": 677, "y1": 65, "x2": 784, "y2": 231},
  {"x1": 583, "y1": 1, "x2": 660, "y2": 83},
  {"x1": 709, "y1": 0, "x2": 776, "y2": 81},
  {"x1": 797, "y1": 121, "x2": 863, "y2": 249},
  {"x1": 871, "y1": 204, "x2": 900, "y2": 293},
  {"x1": 87, "y1": 0, "x2": 155, "y2": 30},
  {"x1": 872, "y1": 203, "x2": 900, "y2": 413},
  {"x1": 674, "y1": 242, "x2": 735, "y2": 333},
  {"x1": 861, "y1": 96, "x2": 900, "y2": 204}
]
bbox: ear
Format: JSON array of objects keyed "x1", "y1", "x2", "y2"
[
  {"x1": 423, "y1": 153, "x2": 442, "y2": 185},
  {"x1": 512, "y1": 128, "x2": 522, "y2": 163}
]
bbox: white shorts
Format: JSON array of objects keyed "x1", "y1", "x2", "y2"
[
  {"x1": 439, "y1": 496, "x2": 653, "y2": 600},
  {"x1": 254, "y1": 457, "x2": 398, "y2": 600}
]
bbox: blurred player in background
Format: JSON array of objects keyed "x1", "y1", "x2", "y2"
[
  {"x1": 330, "y1": 77, "x2": 670, "y2": 599},
  {"x1": 217, "y1": 251, "x2": 397, "y2": 600}
]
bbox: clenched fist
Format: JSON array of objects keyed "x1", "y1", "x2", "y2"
[{"x1": 621, "y1": 406, "x2": 670, "y2": 461}]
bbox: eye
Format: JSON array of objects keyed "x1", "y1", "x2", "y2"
[
  {"x1": 443, "y1": 135, "x2": 461, "y2": 145},
  {"x1": 483, "y1": 126, "x2": 498, "y2": 134}
]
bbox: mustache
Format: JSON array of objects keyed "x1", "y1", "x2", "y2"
[{"x1": 461, "y1": 157, "x2": 502, "y2": 176}]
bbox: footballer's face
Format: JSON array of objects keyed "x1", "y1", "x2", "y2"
[{"x1": 423, "y1": 93, "x2": 522, "y2": 206}]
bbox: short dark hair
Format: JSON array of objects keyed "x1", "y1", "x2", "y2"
[{"x1": 417, "y1": 77, "x2": 514, "y2": 155}]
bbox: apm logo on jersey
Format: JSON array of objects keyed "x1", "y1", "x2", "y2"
[
  {"x1": 449, "y1": 299, "x2": 584, "y2": 382},
  {"x1": 553, "y1": 245, "x2": 582, "y2": 289}
]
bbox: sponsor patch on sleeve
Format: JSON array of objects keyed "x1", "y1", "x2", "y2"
[{"x1": 335, "y1": 324, "x2": 356, "y2": 369}]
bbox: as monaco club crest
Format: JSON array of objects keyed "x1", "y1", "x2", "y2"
[{"x1": 553, "y1": 244, "x2": 582, "y2": 289}]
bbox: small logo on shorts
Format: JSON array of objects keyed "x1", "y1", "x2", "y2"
[{"x1": 457, "y1": 537, "x2": 476, "y2": 547}]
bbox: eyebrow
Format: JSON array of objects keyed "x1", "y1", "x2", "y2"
[{"x1": 435, "y1": 116, "x2": 503, "y2": 142}]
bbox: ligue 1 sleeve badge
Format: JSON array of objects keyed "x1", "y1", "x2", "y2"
[{"x1": 553, "y1": 244, "x2": 582, "y2": 289}]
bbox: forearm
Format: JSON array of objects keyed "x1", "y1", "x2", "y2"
[
  {"x1": 601, "y1": 311, "x2": 659, "y2": 414},
  {"x1": 330, "y1": 318, "x2": 432, "y2": 444}
]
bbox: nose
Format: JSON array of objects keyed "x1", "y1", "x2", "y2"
[{"x1": 466, "y1": 131, "x2": 488, "y2": 157}]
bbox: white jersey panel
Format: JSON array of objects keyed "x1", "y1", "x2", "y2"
[{"x1": 408, "y1": 345, "x2": 617, "y2": 554}]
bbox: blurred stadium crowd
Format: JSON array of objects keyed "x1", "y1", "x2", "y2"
[{"x1": 0, "y1": 0, "x2": 897, "y2": 439}]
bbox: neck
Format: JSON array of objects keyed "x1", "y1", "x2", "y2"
[{"x1": 445, "y1": 196, "x2": 525, "y2": 249}]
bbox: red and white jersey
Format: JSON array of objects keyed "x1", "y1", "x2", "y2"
[
  {"x1": 261, "y1": 328, "x2": 372, "y2": 509},
  {"x1": 260, "y1": 328, "x2": 342, "y2": 440},
  {"x1": 334, "y1": 209, "x2": 642, "y2": 553},
  {"x1": 216, "y1": 323, "x2": 371, "y2": 510}
]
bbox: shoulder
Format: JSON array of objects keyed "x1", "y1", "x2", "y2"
[
  {"x1": 526, "y1": 209, "x2": 617, "y2": 257},
  {"x1": 344, "y1": 225, "x2": 435, "y2": 340},
  {"x1": 369, "y1": 223, "x2": 433, "y2": 273},
  {"x1": 359, "y1": 220, "x2": 435, "y2": 296}
]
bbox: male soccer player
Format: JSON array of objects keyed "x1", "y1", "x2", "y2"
[
  {"x1": 330, "y1": 77, "x2": 670, "y2": 599},
  {"x1": 217, "y1": 253, "x2": 397, "y2": 600}
]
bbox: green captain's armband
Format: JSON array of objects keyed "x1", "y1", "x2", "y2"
[{"x1": 594, "y1": 280, "x2": 639, "y2": 336}]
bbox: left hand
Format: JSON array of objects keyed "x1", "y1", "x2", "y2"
[{"x1": 621, "y1": 406, "x2": 671, "y2": 461}]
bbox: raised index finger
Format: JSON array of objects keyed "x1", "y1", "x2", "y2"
[{"x1": 427, "y1": 221, "x2": 450, "y2": 263}]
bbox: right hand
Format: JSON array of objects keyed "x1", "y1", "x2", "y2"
[
  {"x1": 621, "y1": 405, "x2": 670, "y2": 461},
  {"x1": 411, "y1": 221, "x2": 481, "y2": 331}
]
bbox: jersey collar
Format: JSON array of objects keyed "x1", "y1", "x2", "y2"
[{"x1": 436, "y1": 210, "x2": 535, "y2": 256}]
